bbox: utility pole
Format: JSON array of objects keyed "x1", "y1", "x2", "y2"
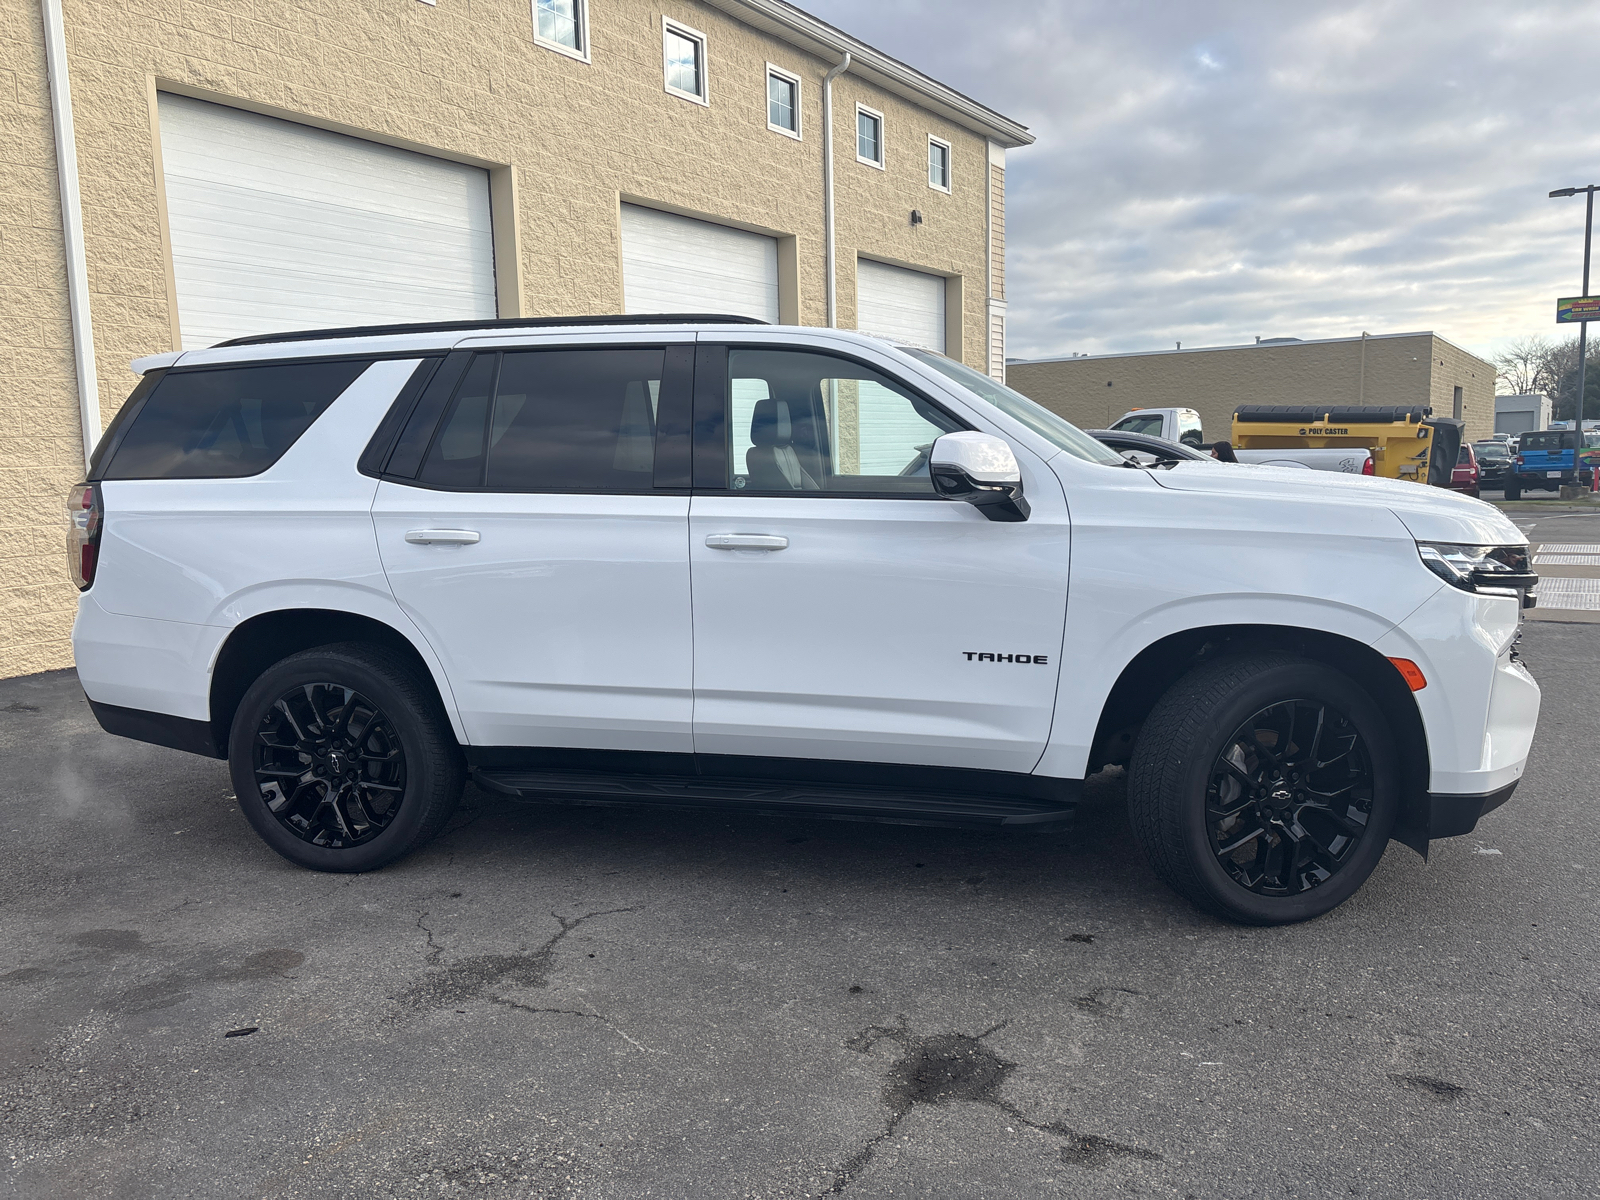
[{"x1": 1550, "y1": 185, "x2": 1597, "y2": 429}]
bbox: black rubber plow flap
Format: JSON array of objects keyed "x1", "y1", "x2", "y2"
[{"x1": 1424, "y1": 417, "x2": 1464, "y2": 487}]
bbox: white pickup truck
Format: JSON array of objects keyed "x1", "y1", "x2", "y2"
[{"x1": 1110, "y1": 408, "x2": 1373, "y2": 474}]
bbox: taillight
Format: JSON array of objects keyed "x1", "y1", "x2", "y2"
[
  {"x1": 66, "y1": 482, "x2": 102, "y2": 590},
  {"x1": 1517, "y1": 455, "x2": 1525, "y2": 467},
  {"x1": 1362, "y1": 457, "x2": 1374, "y2": 475}
]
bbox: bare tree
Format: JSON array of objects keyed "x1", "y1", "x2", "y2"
[{"x1": 1494, "y1": 335, "x2": 1549, "y2": 396}]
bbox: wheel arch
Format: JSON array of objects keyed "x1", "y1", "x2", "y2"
[
  {"x1": 209, "y1": 609, "x2": 462, "y2": 757},
  {"x1": 1085, "y1": 623, "x2": 1431, "y2": 854}
]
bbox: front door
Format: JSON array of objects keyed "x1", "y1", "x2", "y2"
[
  {"x1": 688, "y1": 344, "x2": 1071, "y2": 775},
  {"x1": 374, "y1": 341, "x2": 695, "y2": 751}
]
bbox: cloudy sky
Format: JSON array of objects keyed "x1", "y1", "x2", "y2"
[{"x1": 801, "y1": 0, "x2": 1600, "y2": 363}]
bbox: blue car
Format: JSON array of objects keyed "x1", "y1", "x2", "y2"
[{"x1": 1505, "y1": 430, "x2": 1592, "y2": 498}]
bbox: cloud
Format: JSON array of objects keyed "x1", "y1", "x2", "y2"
[{"x1": 797, "y1": 0, "x2": 1600, "y2": 360}]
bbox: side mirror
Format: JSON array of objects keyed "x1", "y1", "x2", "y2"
[{"x1": 929, "y1": 432, "x2": 1030, "y2": 522}]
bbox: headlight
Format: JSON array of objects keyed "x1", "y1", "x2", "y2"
[{"x1": 1417, "y1": 542, "x2": 1538, "y2": 601}]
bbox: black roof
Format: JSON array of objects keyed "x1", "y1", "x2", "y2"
[
  {"x1": 215, "y1": 313, "x2": 768, "y2": 348},
  {"x1": 1087, "y1": 429, "x2": 1209, "y2": 460}
]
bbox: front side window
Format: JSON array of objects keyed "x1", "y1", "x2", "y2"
[
  {"x1": 102, "y1": 359, "x2": 372, "y2": 479},
  {"x1": 664, "y1": 22, "x2": 707, "y2": 103},
  {"x1": 767, "y1": 67, "x2": 799, "y2": 136},
  {"x1": 928, "y1": 137, "x2": 950, "y2": 191},
  {"x1": 857, "y1": 106, "x2": 883, "y2": 167},
  {"x1": 534, "y1": 0, "x2": 585, "y2": 57},
  {"x1": 418, "y1": 349, "x2": 666, "y2": 492},
  {"x1": 727, "y1": 349, "x2": 961, "y2": 495}
]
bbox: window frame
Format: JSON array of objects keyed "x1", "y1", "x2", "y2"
[
  {"x1": 699, "y1": 342, "x2": 973, "y2": 500},
  {"x1": 531, "y1": 0, "x2": 590, "y2": 63},
  {"x1": 927, "y1": 135, "x2": 951, "y2": 193},
  {"x1": 662, "y1": 17, "x2": 710, "y2": 107},
  {"x1": 855, "y1": 104, "x2": 885, "y2": 170},
  {"x1": 765, "y1": 63, "x2": 802, "y2": 140}
]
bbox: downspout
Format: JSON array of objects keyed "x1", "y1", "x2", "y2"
[
  {"x1": 41, "y1": 0, "x2": 100, "y2": 472},
  {"x1": 821, "y1": 52, "x2": 851, "y2": 328}
]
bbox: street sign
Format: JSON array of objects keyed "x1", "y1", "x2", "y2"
[{"x1": 1558, "y1": 295, "x2": 1600, "y2": 323}]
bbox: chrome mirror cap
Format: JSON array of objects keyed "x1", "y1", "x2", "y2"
[
  {"x1": 930, "y1": 431, "x2": 1021, "y2": 482},
  {"x1": 929, "y1": 432, "x2": 1029, "y2": 522}
]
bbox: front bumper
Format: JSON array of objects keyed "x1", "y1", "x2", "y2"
[
  {"x1": 1424, "y1": 780, "x2": 1518, "y2": 839},
  {"x1": 1374, "y1": 585, "x2": 1540, "y2": 842}
]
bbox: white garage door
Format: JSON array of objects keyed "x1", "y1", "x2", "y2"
[
  {"x1": 856, "y1": 259, "x2": 946, "y2": 353},
  {"x1": 158, "y1": 94, "x2": 497, "y2": 349},
  {"x1": 620, "y1": 204, "x2": 779, "y2": 322}
]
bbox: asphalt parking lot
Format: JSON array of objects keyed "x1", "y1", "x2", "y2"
[{"x1": 5, "y1": 524, "x2": 1600, "y2": 1198}]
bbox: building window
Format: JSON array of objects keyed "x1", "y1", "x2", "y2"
[
  {"x1": 767, "y1": 66, "x2": 800, "y2": 138},
  {"x1": 663, "y1": 19, "x2": 708, "y2": 105},
  {"x1": 856, "y1": 105, "x2": 884, "y2": 168},
  {"x1": 928, "y1": 136, "x2": 951, "y2": 192},
  {"x1": 533, "y1": 0, "x2": 587, "y2": 60}
]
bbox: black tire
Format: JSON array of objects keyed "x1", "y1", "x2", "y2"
[
  {"x1": 1504, "y1": 479, "x2": 1521, "y2": 500},
  {"x1": 1127, "y1": 654, "x2": 1398, "y2": 925},
  {"x1": 228, "y1": 643, "x2": 464, "y2": 872}
]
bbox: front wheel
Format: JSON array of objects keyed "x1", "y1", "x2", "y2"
[
  {"x1": 228, "y1": 643, "x2": 464, "y2": 872},
  {"x1": 1127, "y1": 654, "x2": 1398, "y2": 925}
]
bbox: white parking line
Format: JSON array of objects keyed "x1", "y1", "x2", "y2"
[{"x1": 1536, "y1": 578, "x2": 1600, "y2": 611}]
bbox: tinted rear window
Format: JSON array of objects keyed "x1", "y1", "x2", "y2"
[
  {"x1": 417, "y1": 349, "x2": 666, "y2": 492},
  {"x1": 1520, "y1": 432, "x2": 1564, "y2": 452},
  {"x1": 103, "y1": 359, "x2": 370, "y2": 479}
]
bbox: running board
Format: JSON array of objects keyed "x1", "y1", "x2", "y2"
[{"x1": 470, "y1": 768, "x2": 1075, "y2": 831}]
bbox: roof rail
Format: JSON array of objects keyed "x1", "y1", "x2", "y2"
[{"x1": 214, "y1": 313, "x2": 769, "y2": 348}]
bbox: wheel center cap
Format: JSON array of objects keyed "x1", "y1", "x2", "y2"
[
  {"x1": 1270, "y1": 786, "x2": 1293, "y2": 808},
  {"x1": 327, "y1": 750, "x2": 345, "y2": 773}
]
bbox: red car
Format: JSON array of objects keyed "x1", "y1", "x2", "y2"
[{"x1": 1449, "y1": 443, "x2": 1480, "y2": 497}]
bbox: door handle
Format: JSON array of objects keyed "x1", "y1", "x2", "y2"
[
  {"x1": 705, "y1": 533, "x2": 788, "y2": 551},
  {"x1": 405, "y1": 529, "x2": 480, "y2": 545}
]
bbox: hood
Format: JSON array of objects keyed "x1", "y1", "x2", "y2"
[{"x1": 1152, "y1": 461, "x2": 1524, "y2": 545}]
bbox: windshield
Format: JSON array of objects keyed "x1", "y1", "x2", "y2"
[{"x1": 900, "y1": 349, "x2": 1124, "y2": 465}]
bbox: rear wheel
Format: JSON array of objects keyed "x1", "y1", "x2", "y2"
[
  {"x1": 1127, "y1": 654, "x2": 1398, "y2": 925},
  {"x1": 228, "y1": 643, "x2": 464, "y2": 872}
]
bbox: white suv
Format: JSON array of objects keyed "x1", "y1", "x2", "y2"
[{"x1": 69, "y1": 316, "x2": 1541, "y2": 924}]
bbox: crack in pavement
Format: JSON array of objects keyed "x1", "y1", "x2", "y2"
[
  {"x1": 397, "y1": 907, "x2": 637, "y2": 1016},
  {"x1": 414, "y1": 909, "x2": 445, "y2": 966},
  {"x1": 819, "y1": 1018, "x2": 1159, "y2": 1196}
]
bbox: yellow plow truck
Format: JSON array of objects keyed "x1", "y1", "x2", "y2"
[{"x1": 1230, "y1": 405, "x2": 1464, "y2": 486}]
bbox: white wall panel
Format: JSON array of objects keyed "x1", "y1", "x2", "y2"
[
  {"x1": 158, "y1": 94, "x2": 496, "y2": 349},
  {"x1": 620, "y1": 204, "x2": 779, "y2": 322}
]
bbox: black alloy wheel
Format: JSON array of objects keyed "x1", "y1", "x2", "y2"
[
  {"x1": 1127, "y1": 653, "x2": 1399, "y2": 925},
  {"x1": 253, "y1": 682, "x2": 408, "y2": 848},
  {"x1": 1204, "y1": 699, "x2": 1374, "y2": 897},
  {"x1": 229, "y1": 643, "x2": 464, "y2": 872}
]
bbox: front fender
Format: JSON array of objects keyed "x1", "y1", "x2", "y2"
[{"x1": 1036, "y1": 465, "x2": 1439, "y2": 778}]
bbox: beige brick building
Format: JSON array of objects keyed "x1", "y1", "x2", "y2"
[
  {"x1": 2, "y1": 0, "x2": 1030, "y2": 678},
  {"x1": 1008, "y1": 332, "x2": 1496, "y2": 446}
]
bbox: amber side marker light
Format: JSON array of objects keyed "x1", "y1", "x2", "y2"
[{"x1": 1388, "y1": 657, "x2": 1427, "y2": 691}]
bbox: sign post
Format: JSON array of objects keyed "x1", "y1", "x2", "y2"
[{"x1": 1552, "y1": 185, "x2": 1598, "y2": 430}]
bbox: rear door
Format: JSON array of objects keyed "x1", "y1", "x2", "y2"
[
  {"x1": 687, "y1": 339, "x2": 1071, "y2": 774},
  {"x1": 372, "y1": 336, "x2": 696, "y2": 751}
]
